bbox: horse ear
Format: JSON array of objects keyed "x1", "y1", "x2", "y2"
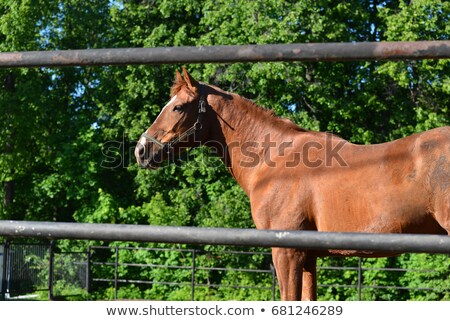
[
  {"x1": 175, "y1": 69, "x2": 184, "y2": 84},
  {"x1": 182, "y1": 66, "x2": 199, "y2": 93}
]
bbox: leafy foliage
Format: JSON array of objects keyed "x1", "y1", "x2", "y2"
[{"x1": 0, "y1": 0, "x2": 448, "y2": 300}]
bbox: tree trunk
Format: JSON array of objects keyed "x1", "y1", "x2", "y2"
[{"x1": 3, "y1": 72, "x2": 15, "y2": 209}]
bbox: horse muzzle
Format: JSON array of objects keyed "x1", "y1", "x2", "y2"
[{"x1": 135, "y1": 135, "x2": 168, "y2": 169}]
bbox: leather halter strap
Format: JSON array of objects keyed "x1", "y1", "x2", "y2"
[{"x1": 140, "y1": 94, "x2": 207, "y2": 154}]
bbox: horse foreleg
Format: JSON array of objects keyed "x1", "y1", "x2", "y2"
[
  {"x1": 272, "y1": 248, "x2": 306, "y2": 301},
  {"x1": 301, "y1": 255, "x2": 317, "y2": 301}
]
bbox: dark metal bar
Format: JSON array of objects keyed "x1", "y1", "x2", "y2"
[
  {"x1": 114, "y1": 246, "x2": 119, "y2": 300},
  {"x1": 86, "y1": 246, "x2": 91, "y2": 294},
  {"x1": 0, "y1": 41, "x2": 449, "y2": 68},
  {"x1": 0, "y1": 220, "x2": 449, "y2": 254},
  {"x1": 191, "y1": 249, "x2": 196, "y2": 301},
  {"x1": 357, "y1": 257, "x2": 362, "y2": 301},
  {"x1": 271, "y1": 264, "x2": 277, "y2": 301},
  {"x1": 48, "y1": 241, "x2": 55, "y2": 300},
  {"x1": 1, "y1": 240, "x2": 9, "y2": 300}
]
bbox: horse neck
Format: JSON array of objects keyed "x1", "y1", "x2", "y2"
[{"x1": 206, "y1": 88, "x2": 296, "y2": 194}]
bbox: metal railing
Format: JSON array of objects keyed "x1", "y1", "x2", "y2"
[
  {"x1": 90, "y1": 245, "x2": 449, "y2": 301},
  {"x1": 0, "y1": 41, "x2": 450, "y2": 68},
  {"x1": 1, "y1": 220, "x2": 449, "y2": 254},
  {"x1": 2, "y1": 241, "x2": 447, "y2": 301},
  {"x1": 90, "y1": 245, "x2": 277, "y2": 301}
]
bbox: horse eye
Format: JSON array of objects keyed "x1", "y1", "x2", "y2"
[{"x1": 173, "y1": 105, "x2": 183, "y2": 113}]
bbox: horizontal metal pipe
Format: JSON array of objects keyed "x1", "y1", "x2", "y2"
[
  {"x1": 0, "y1": 220, "x2": 448, "y2": 254},
  {"x1": 0, "y1": 41, "x2": 450, "y2": 68}
]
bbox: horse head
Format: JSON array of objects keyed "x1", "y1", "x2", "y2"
[{"x1": 135, "y1": 67, "x2": 208, "y2": 169}]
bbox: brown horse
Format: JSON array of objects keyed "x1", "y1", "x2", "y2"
[{"x1": 135, "y1": 67, "x2": 450, "y2": 300}]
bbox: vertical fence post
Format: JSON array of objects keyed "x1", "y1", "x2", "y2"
[
  {"x1": 86, "y1": 245, "x2": 91, "y2": 295},
  {"x1": 271, "y1": 264, "x2": 277, "y2": 301},
  {"x1": 1, "y1": 240, "x2": 9, "y2": 300},
  {"x1": 48, "y1": 241, "x2": 55, "y2": 300},
  {"x1": 191, "y1": 249, "x2": 196, "y2": 301},
  {"x1": 357, "y1": 257, "x2": 362, "y2": 301},
  {"x1": 114, "y1": 246, "x2": 119, "y2": 300}
]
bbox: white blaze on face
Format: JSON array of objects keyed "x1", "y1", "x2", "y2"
[
  {"x1": 140, "y1": 95, "x2": 177, "y2": 146},
  {"x1": 154, "y1": 94, "x2": 178, "y2": 123}
]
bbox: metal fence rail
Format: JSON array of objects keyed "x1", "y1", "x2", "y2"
[
  {"x1": 90, "y1": 246, "x2": 276, "y2": 300},
  {"x1": 0, "y1": 41, "x2": 450, "y2": 68},
  {"x1": 3, "y1": 241, "x2": 445, "y2": 301},
  {"x1": 0, "y1": 220, "x2": 449, "y2": 254}
]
